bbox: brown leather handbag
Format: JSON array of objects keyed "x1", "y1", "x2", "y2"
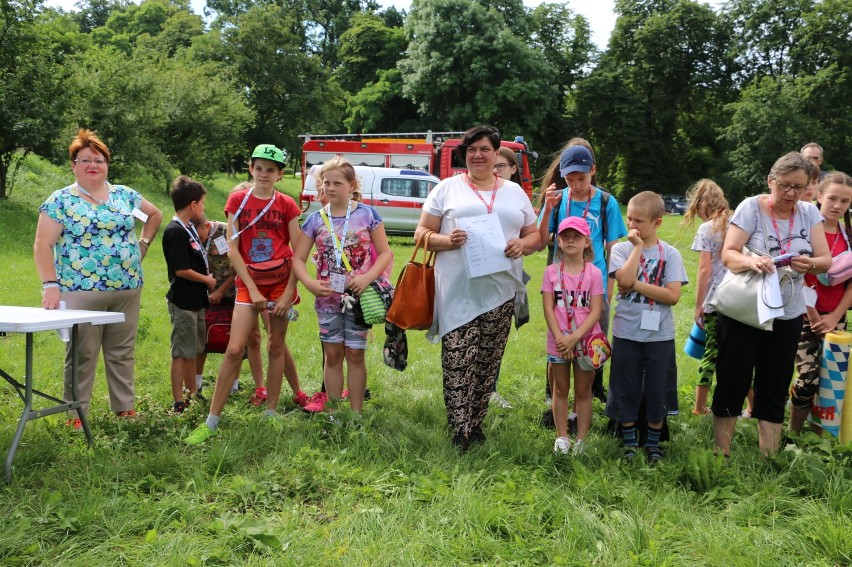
[{"x1": 386, "y1": 230, "x2": 436, "y2": 330}]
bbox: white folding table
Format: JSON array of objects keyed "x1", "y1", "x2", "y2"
[{"x1": 0, "y1": 306, "x2": 125, "y2": 481}]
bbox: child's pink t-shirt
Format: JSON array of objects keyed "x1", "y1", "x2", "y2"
[{"x1": 541, "y1": 261, "x2": 604, "y2": 356}]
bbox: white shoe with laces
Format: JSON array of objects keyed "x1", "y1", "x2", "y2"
[
  {"x1": 490, "y1": 392, "x2": 513, "y2": 409},
  {"x1": 572, "y1": 438, "x2": 586, "y2": 455},
  {"x1": 553, "y1": 436, "x2": 571, "y2": 455}
]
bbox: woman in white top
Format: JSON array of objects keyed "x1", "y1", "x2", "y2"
[{"x1": 414, "y1": 125, "x2": 539, "y2": 451}]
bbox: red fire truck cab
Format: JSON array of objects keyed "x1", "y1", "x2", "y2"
[{"x1": 299, "y1": 131, "x2": 537, "y2": 199}]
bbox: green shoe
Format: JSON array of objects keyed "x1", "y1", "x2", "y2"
[{"x1": 185, "y1": 423, "x2": 217, "y2": 446}]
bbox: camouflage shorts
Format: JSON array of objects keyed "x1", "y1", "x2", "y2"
[{"x1": 791, "y1": 313, "x2": 846, "y2": 410}]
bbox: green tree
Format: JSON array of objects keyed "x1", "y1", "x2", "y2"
[
  {"x1": 571, "y1": 0, "x2": 734, "y2": 199},
  {"x1": 528, "y1": 2, "x2": 594, "y2": 153},
  {"x1": 720, "y1": 76, "x2": 816, "y2": 202},
  {"x1": 213, "y1": 4, "x2": 345, "y2": 159},
  {"x1": 64, "y1": 45, "x2": 169, "y2": 184},
  {"x1": 399, "y1": 0, "x2": 557, "y2": 141},
  {"x1": 336, "y1": 12, "x2": 405, "y2": 93},
  {"x1": 344, "y1": 68, "x2": 422, "y2": 132},
  {"x1": 90, "y1": 0, "x2": 201, "y2": 55},
  {"x1": 302, "y1": 0, "x2": 380, "y2": 69},
  {"x1": 724, "y1": 0, "x2": 813, "y2": 83},
  {"x1": 719, "y1": 0, "x2": 851, "y2": 202},
  {"x1": 152, "y1": 55, "x2": 254, "y2": 181},
  {"x1": 0, "y1": 0, "x2": 67, "y2": 198}
]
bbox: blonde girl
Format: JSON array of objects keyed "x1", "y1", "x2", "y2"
[
  {"x1": 683, "y1": 179, "x2": 731, "y2": 415},
  {"x1": 541, "y1": 217, "x2": 604, "y2": 454},
  {"x1": 293, "y1": 158, "x2": 392, "y2": 413},
  {"x1": 790, "y1": 172, "x2": 852, "y2": 434}
]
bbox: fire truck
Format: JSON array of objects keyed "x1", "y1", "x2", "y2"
[{"x1": 298, "y1": 131, "x2": 537, "y2": 200}]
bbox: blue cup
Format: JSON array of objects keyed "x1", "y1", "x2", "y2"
[{"x1": 684, "y1": 321, "x2": 706, "y2": 360}]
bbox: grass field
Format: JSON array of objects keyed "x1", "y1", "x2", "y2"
[{"x1": 0, "y1": 156, "x2": 850, "y2": 566}]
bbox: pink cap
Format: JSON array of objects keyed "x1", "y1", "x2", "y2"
[{"x1": 558, "y1": 216, "x2": 591, "y2": 236}]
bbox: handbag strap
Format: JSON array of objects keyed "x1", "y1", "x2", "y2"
[{"x1": 413, "y1": 229, "x2": 436, "y2": 268}]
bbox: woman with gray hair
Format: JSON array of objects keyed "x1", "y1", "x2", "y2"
[{"x1": 712, "y1": 152, "x2": 831, "y2": 456}]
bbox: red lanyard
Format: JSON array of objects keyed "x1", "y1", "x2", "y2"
[
  {"x1": 558, "y1": 260, "x2": 586, "y2": 327},
  {"x1": 827, "y1": 230, "x2": 843, "y2": 256},
  {"x1": 568, "y1": 189, "x2": 592, "y2": 220},
  {"x1": 465, "y1": 173, "x2": 499, "y2": 214},
  {"x1": 768, "y1": 200, "x2": 795, "y2": 255},
  {"x1": 639, "y1": 241, "x2": 665, "y2": 308}
]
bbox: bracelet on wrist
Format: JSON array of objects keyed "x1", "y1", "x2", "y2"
[{"x1": 42, "y1": 282, "x2": 60, "y2": 290}]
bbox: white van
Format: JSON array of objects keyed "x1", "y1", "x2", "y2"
[{"x1": 299, "y1": 166, "x2": 440, "y2": 235}]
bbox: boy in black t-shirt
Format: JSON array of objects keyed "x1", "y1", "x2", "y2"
[{"x1": 162, "y1": 176, "x2": 217, "y2": 413}]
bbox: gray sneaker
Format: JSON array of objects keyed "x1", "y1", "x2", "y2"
[
  {"x1": 490, "y1": 392, "x2": 513, "y2": 409},
  {"x1": 553, "y1": 436, "x2": 571, "y2": 455}
]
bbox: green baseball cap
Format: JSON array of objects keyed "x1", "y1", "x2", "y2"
[{"x1": 251, "y1": 144, "x2": 287, "y2": 166}]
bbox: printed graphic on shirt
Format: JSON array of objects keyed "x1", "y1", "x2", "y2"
[
  {"x1": 619, "y1": 258, "x2": 666, "y2": 305},
  {"x1": 554, "y1": 287, "x2": 594, "y2": 310},
  {"x1": 766, "y1": 228, "x2": 811, "y2": 257},
  {"x1": 249, "y1": 235, "x2": 274, "y2": 263}
]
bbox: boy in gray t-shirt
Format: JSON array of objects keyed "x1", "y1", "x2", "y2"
[{"x1": 608, "y1": 192, "x2": 689, "y2": 463}]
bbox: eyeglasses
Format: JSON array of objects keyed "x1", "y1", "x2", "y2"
[
  {"x1": 74, "y1": 158, "x2": 107, "y2": 166},
  {"x1": 494, "y1": 163, "x2": 513, "y2": 171},
  {"x1": 774, "y1": 180, "x2": 808, "y2": 194}
]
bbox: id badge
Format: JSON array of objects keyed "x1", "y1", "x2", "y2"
[
  {"x1": 329, "y1": 272, "x2": 347, "y2": 293},
  {"x1": 214, "y1": 235, "x2": 230, "y2": 255},
  {"x1": 640, "y1": 309, "x2": 661, "y2": 331},
  {"x1": 802, "y1": 286, "x2": 817, "y2": 308},
  {"x1": 132, "y1": 207, "x2": 149, "y2": 222}
]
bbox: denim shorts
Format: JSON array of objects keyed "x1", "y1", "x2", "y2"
[{"x1": 547, "y1": 353, "x2": 570, "y2": 364}]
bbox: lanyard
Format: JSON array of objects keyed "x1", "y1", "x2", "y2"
[
  {"x1": 75, "y1": 182, "x2": 111, "y2": 206},
  {"x1": 638, "y1": 241, "x2": 665, "y2": 308},
  {"x1": 825, "y1": 224, "x2": 850, "y2": 256},
  {"x1": 464, "y1": 173, "x2": 499, "y2": 214},
  {"x1": 558, "y1": 260, "x2": 586, "y2": 328},
  {"x1": 567, "y1": 188, "x2": 592, "y2": 221},
  {"x1": 319, "y1": 201, "x2": 353, "y2": 272},
  {"x1": 204, "y1": 221, "x2": 215, "y2": 255},
  {"x1": 229, "y1": 188, "x2": 277, "y2": 242},
  {"x1": 768, "y1": 200, "x2": 795, "y2": 255},
  {"x1": 174, "y1": 216, "x2": 208, "y2": 271},
  {"x1": 75, "y1": 182, "x2": 131, "y2": 214}
]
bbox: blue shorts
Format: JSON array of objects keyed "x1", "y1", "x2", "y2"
[
  {"x1": 318, "y1": 310, "x2": 369, "y2": 349},
  {"x1": 547, "y1": 354, "x2": 570, "y2": 364}
]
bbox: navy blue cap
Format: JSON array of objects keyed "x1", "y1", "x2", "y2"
[{"x1": 559, "y1": 145, "x2": 594, "y2": 177}]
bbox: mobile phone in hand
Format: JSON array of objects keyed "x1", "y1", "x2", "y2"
[{"x1": 773, "y1": 252, "x2": 796, "y2": 267}]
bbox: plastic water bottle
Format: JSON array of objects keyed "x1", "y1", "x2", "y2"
[
  {"x1": 287, "y1": 308, "x2": 299, "y2": 321},
  {"x1": 57, "y1": 301, "x2": 70, "y2": 342}
]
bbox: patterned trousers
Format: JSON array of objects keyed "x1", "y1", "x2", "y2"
[
  {"x1": 441, "y1": 300, "x2": 514, "y2": 438},
  {"x1": 696, "y1": 312, "x2": 719, "y2": 388}
]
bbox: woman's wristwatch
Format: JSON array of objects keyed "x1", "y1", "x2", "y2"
[{"x1": 139, "y1": 237, "x2": 151, "y2": 248}]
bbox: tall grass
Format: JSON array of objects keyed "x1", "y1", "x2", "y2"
[{"x1": 0, "y1": 155, "x2": 850, "y2": 566}]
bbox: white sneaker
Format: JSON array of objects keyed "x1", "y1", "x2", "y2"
[
  {"x1": 490, "y1": 392, "x2": 513, "y2": 409},
  {"x1": 573, "y1": 438, "x2": 586, "y2": 455},
  {"x1": 553, "y1": 436, "x2": 571, "y2": 454}
]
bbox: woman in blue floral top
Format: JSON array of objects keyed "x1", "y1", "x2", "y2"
[{"x1": 33, "y1": 129, "x2": 162, "y2": 425}]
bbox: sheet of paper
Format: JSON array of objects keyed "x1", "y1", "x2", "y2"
[
  {"x1": 456, "y1": 214, "x2": 512, "y2": 278},
  {"x1": 757, "y1": 270, "x2": 785, "y2": 324}
]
